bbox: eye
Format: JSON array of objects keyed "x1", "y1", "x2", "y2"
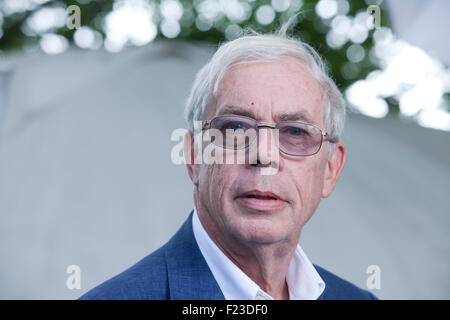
[
  {"x1": 222, "y1": 121, "x2": 247, "y2": 131},
  {"x1": 283, "y1": 126, "x2": 307, "y2": 136}
]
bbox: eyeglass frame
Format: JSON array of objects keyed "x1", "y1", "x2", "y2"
[{"x1": 201, "y1": 114, "x2": 334, "y2": 157}]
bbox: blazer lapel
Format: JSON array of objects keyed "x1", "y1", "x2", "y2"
[{"x1": 165, "y1": 211, "x2": 225, "y2": 300}]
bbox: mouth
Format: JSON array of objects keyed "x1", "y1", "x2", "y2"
[
  {"x1": 240, "y1": 190, "x2": 282, "y2": 200},
  {"x1": 235, "y1": 190, "x2": 287, "y2": 211}
]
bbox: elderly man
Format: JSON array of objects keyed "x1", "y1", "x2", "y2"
[{"x1": 80, "y1": 30, "x2": 377, "y2": 300}]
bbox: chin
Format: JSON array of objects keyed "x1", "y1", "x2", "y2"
[{"x1": 229, "y1": 215, "x2": 292, "y2": 244}]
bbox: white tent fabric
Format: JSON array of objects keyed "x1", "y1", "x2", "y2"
[{"x1": 0, "y1": 41, "x2": 448, "y2": 299}]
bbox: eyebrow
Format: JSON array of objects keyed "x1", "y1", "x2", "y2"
[
  {"x1": 217, "y1": 105, "x2": 256, "y2": 119},
  {"x1": 218, "y1": 105, "x2": 315, "y2": 124}
]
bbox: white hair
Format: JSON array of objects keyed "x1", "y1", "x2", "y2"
[{"x1": 184, "y1": 21, "x2": 346, "y2": 152}]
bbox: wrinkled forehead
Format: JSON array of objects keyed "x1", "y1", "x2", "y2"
[{"x1": 205, "y1": 56, "x2": 325, "y2": 127}]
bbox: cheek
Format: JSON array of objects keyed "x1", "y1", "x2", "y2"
[
  {"x1": 198, "y1": 164, "x2": 235, "y2": 206},
  {"x1": 198, "y1": 164, "x2": 216, "y2": 202},
  {"x1": 290, "y1": 159, "x2": 326, "y2": 213},
  {"x1": 307, "y1": 161, "x2": 327, "y2": 211}
]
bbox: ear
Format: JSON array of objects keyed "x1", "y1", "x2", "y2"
[
  {"x1": 322, "y1": 142, "x2": 346, "y2": 198},
  {"x1": 184, "y1": 130, "x2": 200, "y2": 187}
]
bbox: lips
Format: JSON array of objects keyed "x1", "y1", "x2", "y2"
[
  {"x1": 236, "y1": 190, "x2": 287, "y2": 211},
  {"x1": 239, "y1": 190, "x2": 282, "y2": 201}
]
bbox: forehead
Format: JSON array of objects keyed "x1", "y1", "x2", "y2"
[{"x1": 209, "y1": 56, "x2": 325, "y2": 126}]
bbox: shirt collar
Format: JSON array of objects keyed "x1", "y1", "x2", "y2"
[{"x1": 192, "y1": 208, "x2": 325, "y2": 300}]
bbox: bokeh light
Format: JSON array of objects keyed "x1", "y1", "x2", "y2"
[
  {"x1": 24, "y1": 6, "x2": 67, "y2": 36},
  {"x1": 272, "y1": 0, "x2": 291, "y2": 13},
  {"x1": 315, "y1": 0, "x2": 338, "y2": 20},
  {"x1": 346, "y1": 44, "x2": 365, "y2": 63},
  {"x1": 160, "y1": 0, "x2": 184, "y2": 20},
  {"x1": 160, "y1": 19, "x2": 181, "y2": 38},
  {"x1": 104, "y1": 0, "x2": 157, "y2": 52},
  {"x1": 255, "y1": 5, "x2": 276, "y2": 26},
  {"x1": 224, "y1": 23, "x2": 243, "y2": 40},
  {"x1": 39, "y1": 33, "x2": 68, "y2": 54},
  {"x1": 0, "y1": 0, "x2": 448, "y2": 132},
  {"x1": 346, "y1": 26, "x2": 450, "y2": 131},
  {"x1": 74, "y1": 27, "x2": 103, "y2": 50}
]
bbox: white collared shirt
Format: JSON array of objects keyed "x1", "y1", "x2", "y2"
[{"x1": 192, "y1": 208, "x2": 326, "y2": 300}]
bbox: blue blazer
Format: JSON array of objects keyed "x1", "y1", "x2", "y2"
[{"x1": 79, "y1": 212, "x2": 377, "y2": 300}]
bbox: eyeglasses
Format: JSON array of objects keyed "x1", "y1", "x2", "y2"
[{"x1": 202, "y1": 114, "x2": 332, "y2": 157}]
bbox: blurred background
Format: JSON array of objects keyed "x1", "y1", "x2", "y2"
[{"x1": 0, "y1": 0, "x2": 448, "y2": 299}]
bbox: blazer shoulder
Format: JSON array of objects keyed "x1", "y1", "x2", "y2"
[
  {"x1": 314, "y1": 265, "x2": 378, "y2": 300},
  {"x1": 79, "y1": 246, "x2": 169, "y2": 300}
]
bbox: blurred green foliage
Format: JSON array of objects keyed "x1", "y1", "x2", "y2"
[{"x1": 0, "y1": 0, "x2": 390, "y2": 93}]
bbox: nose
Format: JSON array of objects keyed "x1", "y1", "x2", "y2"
[{"x1": 249, "y1": 126, "x2": 280, "y2": 172}]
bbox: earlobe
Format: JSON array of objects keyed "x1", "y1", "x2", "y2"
[{"x1": 321, "y1": 142, "x2": 346, "y2": 198}]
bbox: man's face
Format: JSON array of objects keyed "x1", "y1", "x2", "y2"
[{"x1": 188, "y1": 56, "x2": 345, "y2": 245}]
